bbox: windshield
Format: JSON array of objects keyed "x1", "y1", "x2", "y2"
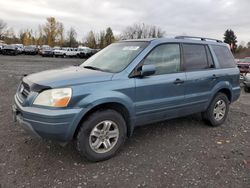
[{"x1": 81, "y1": 42, "x2": 149, "y2": 73}]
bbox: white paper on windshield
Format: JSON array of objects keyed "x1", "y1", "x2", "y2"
[{"x1": 122, "y1": 46, "x2": 140, "y2": 51}]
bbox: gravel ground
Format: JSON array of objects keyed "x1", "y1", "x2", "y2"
[{"x1": 0, "y1": 55, "x2": 249, "y2": 188}]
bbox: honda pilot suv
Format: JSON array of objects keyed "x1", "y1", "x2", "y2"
[{"x1": 13, "y1": 36, "x2": 240, "y2": 161}]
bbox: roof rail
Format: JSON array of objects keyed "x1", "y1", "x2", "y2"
[{"x1": 175, "y1": 36, "x2": 223, "y2": 43}]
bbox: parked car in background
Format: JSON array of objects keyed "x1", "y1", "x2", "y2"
[
  {"x1": 52, "y1": 46, "x2": 60, "y2": 53},
  {"x1": 24, "y1": 45, "x2": 38, "y2": 55},
  {"x1": 38, "y1": 45, "x2": 49, "y2": 54},
  {"x1": 0, "y1": 44, "x2": 6, "y2": 54},
  {"x1": 15, "y1": 44, "x2": 24, "y2": 54},
  {"x1": 90, "y1": 48, "x2": 100, "y2": 56},
  {"x1": 243, "y1": 73, "x2": 250, "y2": 92},
  {"x1": 66, "y1": 48, "x2": 79, "y2": 57},
  {"x1": 41, "y1": 45, "x2": 50, "y2": 48},
  {"x1": 237, "y1": 58, "x2": 250, "y2": 74},
  {"x1": 54, "y1": 47, "x2": 70, "y2": 58},
  {"x1": 2, "y1": 44, "x2": 18, "y2": 55},
  {"x1": 78, "y1": 47, "x2": 93, "y2": 58},
  {"x1": 13, "y1": 36, "x2": 240, "y2": 161},
  {"x1": 40, "y1": 46, "x2": 54, "y2": 57}
]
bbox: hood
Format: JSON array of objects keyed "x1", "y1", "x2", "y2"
[{"x1": 25, "y1": 66, "x2": 114, "y2": 88}]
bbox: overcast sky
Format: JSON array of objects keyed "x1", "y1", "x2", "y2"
[{"x1": 0, "y1": 0, "x2": 249, "y2": 44}]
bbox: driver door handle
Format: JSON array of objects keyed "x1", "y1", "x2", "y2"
[
  {"x1": 173, "y1": 78, "x2": 184, "y2": 84},
  {"x1": 212, "y1": 74, "x2": 218, "y2": 80}
]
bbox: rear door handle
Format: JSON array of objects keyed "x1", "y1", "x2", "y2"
[{"x1": 173, "y1": 78, "x2": 184, "y2": 84}]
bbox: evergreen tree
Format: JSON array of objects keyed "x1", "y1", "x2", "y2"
[
  {"x1": 223, "y1": 29, "x2": 237, "y2": 53},
  {"x1": 247, "y1": 42, "x2": 250, "y2": 49},
  {"x1": 104, "y1": 27, "x2": 115, "y2": 46}
]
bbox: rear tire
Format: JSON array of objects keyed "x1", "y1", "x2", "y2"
[
  {"x1": 76, "y1": 109, "x2": 127, "y2": 162},
  {"x1": 202, "y1": 93, "x2": 229, "y2": 126}
]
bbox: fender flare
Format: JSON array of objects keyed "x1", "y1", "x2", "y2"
[{"x1": 67, "y1": 91, "x2": 136, "y2": 140}]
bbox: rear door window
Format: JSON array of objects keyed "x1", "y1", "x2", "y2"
[
  {"x1": 183, "y1": 44, "x2": 209, "y2": 71},
  {"x1": 211, "y1": 45, "x2": 236, "y2": 68}
]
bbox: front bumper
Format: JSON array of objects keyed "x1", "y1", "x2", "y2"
[
  {"x1": 54, "y1": 52, "x2": 64, "y2": 56},
  {"x1": 13, "y1": 95, "x2": 83, "y2": 143}
]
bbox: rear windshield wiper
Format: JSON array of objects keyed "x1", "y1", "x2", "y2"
[{"x1": 83, "y1": 65, "x2": 103, "y2": 71}]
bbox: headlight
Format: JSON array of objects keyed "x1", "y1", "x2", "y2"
[{"x1": 33, "y1": 88, "x2": 72, "y2": 107}]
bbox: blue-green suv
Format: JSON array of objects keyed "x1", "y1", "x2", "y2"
[{"x1": 13, "y1": 36, "x2": 240, "y2": 161}]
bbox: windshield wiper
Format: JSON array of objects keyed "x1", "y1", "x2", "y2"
[{"x1": 83, "y1": 65, "x2": 103, "y2": 71}]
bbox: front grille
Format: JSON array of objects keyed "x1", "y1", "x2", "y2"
[{"x1": 18, "y1": 82, "x2": 30, "y2": 102}]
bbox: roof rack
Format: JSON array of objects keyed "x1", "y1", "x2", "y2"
[{"x1": 175, "y1": 36, "x2": 223, "y2": 43}]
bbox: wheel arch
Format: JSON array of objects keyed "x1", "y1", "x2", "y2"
[
  {"x1": 210, "y1": 82, "x2": 233, "y2": 103},
  {"x1": 217, "y1": 88, "x2": 232, "y2": 102},
  {"x1": 73, "y1": 102, "x2": 134, "y2": 140}
]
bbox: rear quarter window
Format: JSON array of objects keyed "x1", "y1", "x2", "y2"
[{"x1": 211, "y1": 45, "x2": 236, "y2": 68}]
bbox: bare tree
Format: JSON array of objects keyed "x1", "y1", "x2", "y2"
[
  {"x1": 4, "y1": 28, "x2": 18, "y2": 44},
  {"x1": 85, "y1": 31, "x2": 97, "y2": 48},
  {"x1": 121, "y1": 23, "x2": 165, "y2": 40},
  {"x1": 37, "y1": 25, "x2": 46, "y2": 45},
  {"x1": 0, "y1": 19, "x2": 7, "y2": 40},
  {"x1": 98, "y1": 30, "x2": 105, "y2": 49},
  {"x1": 57, "y1": 23, "x2": 64, "y2": 46},
  {"x1": 66, "y1": 27, "x2": 78, "y2": 47}
]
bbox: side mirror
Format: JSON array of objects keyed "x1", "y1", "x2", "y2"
[{"x1": 140, "y1": 65, "x2": 156, "y2": 77}]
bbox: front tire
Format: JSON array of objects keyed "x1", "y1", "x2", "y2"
[
  {"x1": 76, "y1": 109, "x2": 127, "y2": 162},
  {"x1": 202, "y1": 93, "x2": 229, "y2": 126},
  {"x1": 244, "y1": 86, "x2": 250, "y2": 93}
]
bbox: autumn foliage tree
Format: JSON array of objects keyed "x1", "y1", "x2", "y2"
[
  {"x1": 19, "y1": 30, "x2": 36, "y2": 45},
  {"x1": 43, "y1": 17, "x2": 63, "y2": 46},
  {"x1": 0, "y1": 18, "x2": 171, "y2": 49}
]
